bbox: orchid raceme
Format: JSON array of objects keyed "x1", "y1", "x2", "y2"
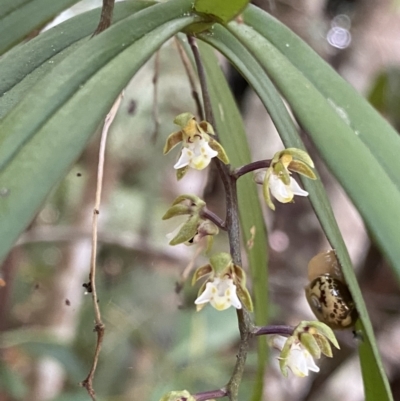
[
  {"x1": 255, "y1": 148, "x2": 316, "y2": 210},
  {"x1": 192, "y1": 252, "x2": 253, "y2": 312},
  {"x1": 163, "y1": 112, "x2": 229, "y2": 179}
]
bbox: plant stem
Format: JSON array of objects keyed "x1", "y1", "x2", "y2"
[
  {"x1": 201, "y1": 207, "x2": 227, "y2": 231},
  {"x1": 232, "y1": 159, "x2": 271, "y2": 179},
  {"x1": 188, "y1": 34, "x2": 252, "y2": 401},
  {"x1": 194, "y1": 388, "x2": 228, "y2": 401},
  {"x1": 252, "y1": 325, "x2": 294, "y2": 337}
]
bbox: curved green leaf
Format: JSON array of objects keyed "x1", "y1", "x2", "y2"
[
  {"x1": 0, "y1": 14, "x2": 198, "y2": 264},
  {"x1": 228, "y1": 21, "x2": 400, "y2": 281},
  {"x1": 0, "y1": 0, "x2": 81, "y2": 55},
  {"x1": 213, "y1": 22, "x2": 393, "y2": 401},
  {"x1": 0, "y1": 1, "x2": 154, "y2": 97},
  {"x1": 243, "y1": 5, "x2": 400, "y2": 191},
  {"x1": 0, "y1": 0, "x2": 30, "y2": 19},
  {"x1": 0, "y1": 0, "x2": 194, "y2": 172},
  {"x1": 197, "y1": 41, "x2": 268, "y2": 401}
]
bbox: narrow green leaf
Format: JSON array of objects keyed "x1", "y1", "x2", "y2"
[
  {"x1": 0, "y1": 15, "x2": 198, "y2": 264},
  {"x1": 0, "y1": 1, "x2": 154, "y2": 97},
  {"x1": 0, "y1": 0, "x2": 31, "y2": 19},
  {"x1": 243, "y1": 5, "x2": 400, "y2": 191},
  {"x1": 198, "y1": 41, "x2": 268, "y2": 401},
  {"x1": 217, "y1": 23, "x2": 393, "y2": 401},
  {"x1": 198, "y1": 26, "x2": 301, "y2": 169},
  {"x1": 194, "y1": 0, "x2": 250, "y2": 23},
  {"x1": 0, "y1": 0, "x2": 81, "y2": 55},
  {"x1": 0, "y1": 0, "x2": 195, "y2": 171}
]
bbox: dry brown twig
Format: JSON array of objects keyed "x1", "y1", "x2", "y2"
[{"x1": 81, "y1": 93, "x2": 123, "y2": 400}]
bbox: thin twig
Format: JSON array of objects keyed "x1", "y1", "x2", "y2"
[
  {"x1": 92, "y1": 0, "x2": 115, "y2": 36},
  {"x1": 188, "y1": 34, "x2": 252, "y2": 401},
  {"x1": 175, "y1": 36, "x2": 204, "y2": 120},
  {"x1": 232, "y1": 159, "x2": 272, "y2": 179},
  {"x1": 81, "y1": 94, "x2": 123, "y2": 400},
  {"x1": 151, "y1": 51, "x2": 161, "y2": 143}
]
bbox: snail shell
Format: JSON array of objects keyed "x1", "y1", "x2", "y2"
[{"x1": 305, "y1": 250, "x2": 358, "y2": 330}]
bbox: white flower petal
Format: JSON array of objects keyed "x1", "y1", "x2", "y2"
[
  {"x1": 270, "y1": 337, "x2": 320, "y2": 378},
  {"x1": 194, "y1": 277, "x2": 241, "y2": 311},
  {"x1": 289, "y1": 177, "x2": 309, "y2": 197},
  {"x1": 201, "y1": 142, "x2": 218, "y2": 158},
  {"x1": 254, "y1": 171, "x2": 266, "y2": 185},
  {"x1": 289, "y1": 348, "x2": 309, "y2": 377},
  {"x1": 189, "y1": 154, "x2": 212, "y2": 170},
  {"x1": 229, "y1": 286, "x2": 242, "y2": 309},
  {"x1": 269, "y1": 335, "x2": 287, "y2": 351},
  {"x1": 269, "y1": 174, "x2": 293, "y2": 203},
  {"x1": 174, "y1": 136, "x2": 218, "y2": 171},
  {"x1": 210, "y1": 295, "x2": 232, "y2": 311},
  {"x1": 189, "y1": 140, "x2": 218, "y2": 170},
  {"x1": 286, "y1": 343, "x2": 320, "y2": 377},
  {"x1": 304, "y1": 351, "x2": 320, "y2": 373},
  {"x1": 194, "y1": 282, "x2": 215, "y2": 305},
  {"x1": 174, "y1": 147, "x2": 193, "y2": 169}
]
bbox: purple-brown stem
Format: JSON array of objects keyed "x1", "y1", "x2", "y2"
[
  {"x1": 194, "y1": 388, "x2": 228, "y2": 401},
  {"x1": 201, "y1": 207, "x2": 227, "y2": 231},
  {"x1": 232, "y1": 159, "x2": 272, "y2": 179},
  {"x1": 252, "y1": 325, "x2": 294, "y2": 337},
  {"x1": 188, "y1": 34, "x2": 250, "y2": 401}
]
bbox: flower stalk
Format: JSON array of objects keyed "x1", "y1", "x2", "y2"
[{"x1": 187, "y1": 34, "x2": 251, "y2": 401}]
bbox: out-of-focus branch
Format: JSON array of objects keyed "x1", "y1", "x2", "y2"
[{"x1": 16, "y1": 226, "x2": 184, "y2": 263}]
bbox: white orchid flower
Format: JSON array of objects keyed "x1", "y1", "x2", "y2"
[
  {"x1": 174, "y1": 135, "x2": 218, "y2": 170},
  {"x1": 194, "y1": 277, "x2": 241, "y2": 311},
  {"x1": 270, "y1": 335, "x2": 320, "y2": 377}
]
